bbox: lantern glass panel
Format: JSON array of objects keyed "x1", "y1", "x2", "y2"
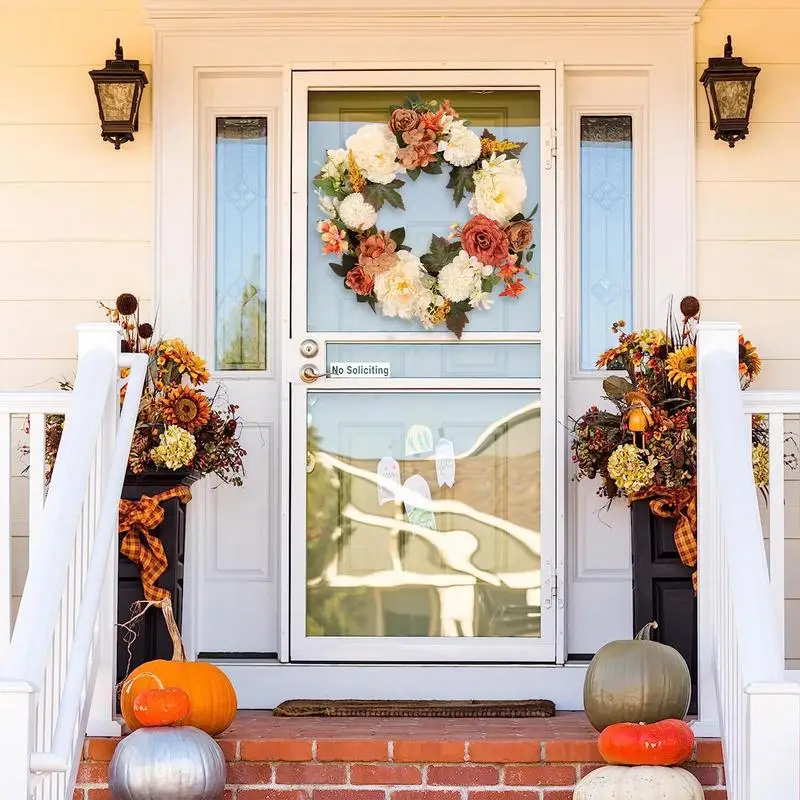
[
  {"x1": 704, "y1": 82, "x2": 717, "y2": 125},
  {"x1": 714, "y1": 79, "x2": 751, "y2": 120},
  {"x1": 98, "y1": 82, "x2": 136, "y2": 122}
]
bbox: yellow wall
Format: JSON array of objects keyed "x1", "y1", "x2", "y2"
[
  {"x1": 0, "y1": 0, "x2": 153, "y2": 392},
  {"x1": 696, "y1": 0, "x2": 800, "y2": 389}
]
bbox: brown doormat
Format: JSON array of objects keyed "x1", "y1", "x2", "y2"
[{"x1": 273, "y1": 699, "x2": 556, "y2": 718}]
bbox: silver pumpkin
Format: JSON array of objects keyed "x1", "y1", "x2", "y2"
[{"x1": 108, "y1": 726, "x2": 226, "y2": 800}]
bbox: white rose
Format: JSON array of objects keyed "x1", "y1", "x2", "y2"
[
  {"x1": 346, "y1": 124, "x2": 400, "y2": 185},
  {"x1": 374, "y1": 251, "x2": 433, "y2": 320},
  {"x1": 437, "y1": 249, "x2": 483, "y2": 303},
  {"x1": 338, "y1": 193, "x2": 377, "y2": 231},
  {"x1": 440, "y1": 125, "x2": 482, "y2": 168},
  {"x1": 468, "y1": 154, "x2": 527, "y2": 224}
]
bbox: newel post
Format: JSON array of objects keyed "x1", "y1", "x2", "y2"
[
  {"x1": 693, "y1": 321, "x2": 740, "y2": 738},
  {"x1": 78, "y1": 324, "x2": 123, "y2": 737}
]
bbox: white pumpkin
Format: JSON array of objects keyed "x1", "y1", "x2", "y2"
[{"x1": 574, "y1": 765, "x2": 703, "y2": 800}]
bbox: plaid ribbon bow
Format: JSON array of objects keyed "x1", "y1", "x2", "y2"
[
  {"x1": 634, "y1": 485, "x2": 698, "y2": 593},
  {"x1": 119, "y1": 486, "x2": 192, "y2": 602}
]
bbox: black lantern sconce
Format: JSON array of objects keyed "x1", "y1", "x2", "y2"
[
  {"x1": 88, "y1": 39, "x2": 148, "y2": 149},
  {"x1": 700, "y1": 35, "x2": 760, "y2": 148}
]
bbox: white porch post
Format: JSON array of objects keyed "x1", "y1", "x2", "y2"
[
  {"x1": 693, "y1": 321, "x2": 740, "y2": 738},
  {"x1": 77, "y1": 324, "x2": 123, "y2": 737}
]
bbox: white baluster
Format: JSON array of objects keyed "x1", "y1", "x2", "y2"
[{"x1": 0, "y1": 411, "x2": 11, "y2": 658}]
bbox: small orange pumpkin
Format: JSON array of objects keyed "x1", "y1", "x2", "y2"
[
  {"x1": 133, "y1": 686, "x2": 191, "y2": 727},
  {"x1": 121, "y1": 600, "x2": 237, "y2": 736},
  {"x1": 598, "y1": 719, "x2": 695, "y2": 766}
]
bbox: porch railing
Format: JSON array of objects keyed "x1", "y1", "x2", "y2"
[
  {"x1": 0, "y1": 323, "x2": 147, "y2": 800},
  {"x1": 696, "y1": 321, "x2": 800, "y2": 800}
]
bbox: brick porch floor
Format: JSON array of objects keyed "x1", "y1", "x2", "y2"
[{"x1": 76, "y1": 712, "x2": 726, "y2": 799}]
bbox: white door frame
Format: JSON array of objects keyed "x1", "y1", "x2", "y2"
[
  {"x1": 144, "y1": 3, "x2": 699, "y2": 706},
  {"x1": 287, "y1": 68, "x2": 561, "y2": 664}
]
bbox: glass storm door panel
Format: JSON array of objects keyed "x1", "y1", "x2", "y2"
[{"x1": 289, "y1": 70, "x2": 557, "y2": 663}]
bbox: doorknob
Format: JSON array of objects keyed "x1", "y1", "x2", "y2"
[
  {"x1": 299, "y1": 339, "x2": 319, "y2": 358},
  {"x1": 300, "y1": 364, "x2": 329, "y2": 384}
]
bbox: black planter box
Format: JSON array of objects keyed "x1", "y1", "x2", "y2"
[
  {"x1": 631, "y1": 498, "x2": 698, "y2": 715},
  {"x1": 116, "y1": 470, "x2": 199, "y2": 689}
]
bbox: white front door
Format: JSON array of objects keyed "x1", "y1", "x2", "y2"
[{"x1": 287, "y1": 70, "x2": 559, "y2": 663}]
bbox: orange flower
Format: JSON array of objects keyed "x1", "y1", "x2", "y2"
[
  {"x1": 161, "y1": 385, "x2": 211, "y2": 433},
  {"x1": 739, "y1": 336, "x2": 761, "y2": 381},
  {"x1": 158, "y1": 339, "x2": 210, "y2": 385},
  {"x1": 499, "y1": 280, "x2": 526, "y2": 298}
]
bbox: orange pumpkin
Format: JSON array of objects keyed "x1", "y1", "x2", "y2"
[
  {"x1": 598, "y1": 719, "x2": 695, "y2": 766},
  {"x1": 133, "y1": 686, "x2": 191, "y2": 727},
  {"x1": 121, "y1": 600, "x2": 237, "y2": 736}
]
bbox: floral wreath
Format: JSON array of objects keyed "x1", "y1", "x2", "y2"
[{"x1": 314, "y1": 96, "x2": 538, "y2": 337}]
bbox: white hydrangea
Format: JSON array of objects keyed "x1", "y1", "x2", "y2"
[
  {"x1": 346, "y1": 124, "x2": 400, "y2": 185},
  {"x1": 440, "y1": 122, "x2": 482, "y2": 167},
  {"x1": 338, "y1": 193, "x2": 377, "y2": 231},
  {"x1": 437, "y1": 249, "x2": 485, "y2": 303},
  {"x1": 469, "y1": 154, "x2": 527, "y2": 224},
  {"x1": 374, "y1": 251, "x2": 433, "y2": 321},
  {"x1": 469, "y1": 290, "x2": 494, "y2": 311},
  {"x1": 320, "y1": 148, "x2": 348, "y2": 179}
]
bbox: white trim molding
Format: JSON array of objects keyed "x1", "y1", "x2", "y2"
[{"x1": 143, "y1": 0, "x2": 704, "y2": 31}]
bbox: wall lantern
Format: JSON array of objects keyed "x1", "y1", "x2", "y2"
[
  {"x1": 699, "y1": 35, "x2": 760, "y2": 148},
  {"x1": 88, "y1": 39, "x2": 148, "y2": 149}
]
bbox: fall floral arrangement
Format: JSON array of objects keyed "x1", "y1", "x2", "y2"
[
  {"x1": 44, "y1": 293, "x2": 246, "y2": 485},
  {"x1": 571, "y1": 296, "x2": 766, "y2": 503},
  {"x1": 315, "y1": 96, "x2": 538, "y2": 337}
]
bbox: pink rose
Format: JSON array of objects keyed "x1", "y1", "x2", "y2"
[
  {"x1": 358, "y1": 232, "x2": 398, "y2": 277},
  {"x1": 461, "y1": 215, "x2": 510, "y2": 267},
  {"x1": 389, "y1": 108, "x2": 421, "y2": 134},
  {"x1": 345, "y1": 267, "x2": 374, "y2": 296}
]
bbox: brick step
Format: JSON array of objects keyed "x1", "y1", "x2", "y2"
[{"x1": 76, "y1": 712, "x2": 726, "y2": 800}]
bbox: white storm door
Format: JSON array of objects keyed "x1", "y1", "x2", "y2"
[{"x1": 288, "y1": 70, "x2": 558, "y2": 663}]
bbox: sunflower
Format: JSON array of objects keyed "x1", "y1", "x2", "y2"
[
  {"x1": 739, "y1": 336, "x2": 761, "y2": 382},
  {"x1": 665, "y1": 344, "x2": 697, "y2": 391},
  {"x1": 158, "y1": 338, "x2": 210, "y2": 385},
  {"x1": 161, "y1": 385, "x2": 211, "y2": 432}
]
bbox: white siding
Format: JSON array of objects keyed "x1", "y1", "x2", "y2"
[{"x1": 0, "y1": 0, "x2": 153, "y2": 618}]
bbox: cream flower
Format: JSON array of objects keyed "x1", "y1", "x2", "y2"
[
  {"x1": 374, "y1": 251, "x2": 433, "y2": 321},
  {"x1": 338, "y1": 193, "x2": 377, "y2": 231},
  {"x1": 317, "y1": 192, "x2": 340, "y2": 218},
  {"x1": 469, "y1": 154, "x2": 527, "y2": 224},
  {"x1": 440, "y1": 122, "x2": 482, "y2": 168},
  {"x1": 437, "y1": 249, "x2": 485, "y2": 303},
  {"x1": 607, "y1": 444, "x2": 657, "y2": 495},
  {"x1": 320, "y1": 148, "x2": 348, "y2": 179},
  {"x1": 150, "y1": 425, "x2": 197, "y2": 470},
  {"x1": 346, "y1": 124, "x2": 400, "y2": 185}
]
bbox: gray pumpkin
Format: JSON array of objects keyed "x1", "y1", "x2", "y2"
[
  {"x1": 583, "y1": 622, "x2": 691, "y2": 732},
  {"x1": 109, "y1": 726, "x2": 226, "y2": 800}
]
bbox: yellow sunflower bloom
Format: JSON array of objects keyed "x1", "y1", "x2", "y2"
[
  {"x1": 161, "y1": 385, "x2": 211, "y2": 433},
  {"x1": 665, "y1": 344, "x2": 697, "y2": 391},
  {"x1": 158, "y1": 338, "x2": 210, "y2": 385}
]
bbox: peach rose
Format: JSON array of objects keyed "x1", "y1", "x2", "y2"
[
  {"x1": 461, "y1": 215, "x2": 510, "y2": 267},
  {"x1": 389, "y1": 108, "x2": 421, "y2": 135},
  {"x1": 345, "y1": 267, "x2": 374, "y2": 296},
  {"x1": 505, "y1": 220, "x2": 533, "y2": 253},
  {"x1": 358, "y1": 232, "x2": 398, "y2": 277}
]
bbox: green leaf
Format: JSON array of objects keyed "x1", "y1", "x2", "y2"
[
  {"x1": 329, "y1": 261, "x2": 350, "y2": 278},
  {"x1": 312, "y1": 176, "x2": 345, "y2": 199},
  {"x1": 525, "y1": 204, "x2": 539, "y2": 221},
  {"x1": 389, "y1": 228, "x2": 406, "y2": 247},
  {"x1": 525, "y1": 250, "x2": 534, "y2": 263},
  {"x1": 406, "y1": 167, "x2": 421, "y2": 181},
  {"x1": 421, "y1": 160, "x2": 443, "y2": 175},
  {"x1": 481, "y1": 274, "x2": 502, "y2": 292},
  {"x1": 362, "y1": 180, "x2": 405, "y2": 211},
  {"x1": 421, "y1": 234, "x2": 461, "y2": 275},
  {"x1": 603, "y1": 376, "x2": 634, "y2": 399},
  {"x1": 446, "y1": 165, "x2": 477, "y2": 207},
  {"x1": 342, "y1": 253, "x2": 357, "y2": 271},
  {"x1": 446, "y1": 308, "x2": 469, "y2": 339}
]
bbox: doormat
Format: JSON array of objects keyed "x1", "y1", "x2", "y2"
[{"x1": 272, "y1": 699, "x2": 556, "y2": 718}]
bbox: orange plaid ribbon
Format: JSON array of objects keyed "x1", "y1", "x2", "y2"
[
  {"x1": 119, "y1": 486, "x2": 192, "y2": 602},
  {"x1": 633, "y1": 485, "x2": 698, "y2": 593}
]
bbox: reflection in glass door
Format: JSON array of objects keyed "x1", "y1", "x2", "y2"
[{"x1": 289, "y1": 70, "x2": 557, "y2": 662}]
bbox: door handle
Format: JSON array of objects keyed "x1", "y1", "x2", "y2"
[{"x1": 299, "y1": 364, "x2": 330, "y2": 384}]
